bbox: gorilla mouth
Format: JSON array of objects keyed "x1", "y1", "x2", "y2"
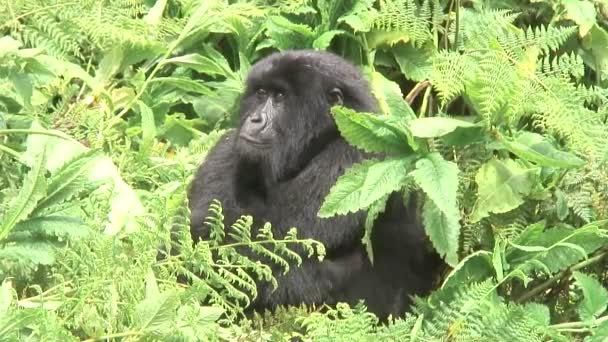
[{"x1": 239, "y1": 134, "x2": 271, "y2": 148}]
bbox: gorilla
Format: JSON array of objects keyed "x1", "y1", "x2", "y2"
[{"x1": 188, "y1": 50, "x2": 440, "y2": 319}]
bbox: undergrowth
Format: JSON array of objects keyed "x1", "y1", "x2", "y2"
[{"x1": 1, "y1": 0, "x2": 608, "y2": 340}]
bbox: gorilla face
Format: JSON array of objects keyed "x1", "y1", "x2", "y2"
[{"x1": 236, "y1": 53, "x2": 347, "y2": 183}]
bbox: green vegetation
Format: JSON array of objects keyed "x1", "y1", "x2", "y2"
[{"x1": 1, "y1": 0, "x2": 608, "y2": 340}]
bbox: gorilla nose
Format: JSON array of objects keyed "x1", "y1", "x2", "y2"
[{"x1": 249, "y1": 111, "x2": 267, "y2": 125}]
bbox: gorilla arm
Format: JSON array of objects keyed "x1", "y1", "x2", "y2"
[{"x1": 189, "y1": 132, "x2": 243, "y2": 241}]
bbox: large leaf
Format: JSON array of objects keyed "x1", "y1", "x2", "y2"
[
  {"x1": 508, "y1": 223, "x2": 607, "y2": 274},
  {"x1": 319, "y1": 157, "x2": 413, "y2": 217},
  {"x1": 134, "y1": 291, "x2": 180, "y2": 336},
  {"x1": 499, "y1": 131, "x2": 585, "y2": 168},
  {"x1": 441, "y1": 250, "x2": 493, "y2": 289},
  {"x1": 470, "y1": 158, "x2": 539, "y2": 223},
  {"x1": 364, "y1": 69, "x2": 416, "y2": 119},
  {"x1": 0, "y1": 150, "x2": 47, "y2": 241},
  {"x1": 573, "y1": 271, "x2": 608, "y2": 322},
  {"x1": 410, "y1": 117, "x2": 476, "y2": 138},
  {"x1": 412, "y1": 153, "x2": 461, "y2": 266},
  {"x1": 31, "y1": 149, "x2": 102, "y2": 216},
  {"x1": 21, "y1": 122, "x2": 143, "y2": 234},
  {"x1": 162, "y1": 46, "x2": 231, "y2": 77},
  {"x1": 332, "y1": 106, "x2": 411, "y2": 155}
]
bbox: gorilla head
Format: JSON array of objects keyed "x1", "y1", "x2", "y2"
[{"x1": 236, "y1": 51, "x2": 378, "y2": 183}]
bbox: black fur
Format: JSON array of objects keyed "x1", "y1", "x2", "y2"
[{"x1": 188, "y1": 50, "x2": 440, "y2": 319}]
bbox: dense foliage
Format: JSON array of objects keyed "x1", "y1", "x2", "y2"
[{"x1": 1, "y1": 0, "x2": 608, "y2": 340}]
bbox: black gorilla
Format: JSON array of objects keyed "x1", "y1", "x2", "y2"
[{"x1": 188, "y1": 50, "x2": 440, "y2": 319}]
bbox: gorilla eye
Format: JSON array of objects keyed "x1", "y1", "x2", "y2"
[
  {"x1": 329, "y1": 88, "x2": 343, "y2": 106},
  {"x1": 275, "y1": 91, "x2": 285, "y2": 100},
  {"x1": 256, "y1": 88, "x2": 268, "y2": 97}
]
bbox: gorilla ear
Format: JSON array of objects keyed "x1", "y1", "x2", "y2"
[{"x1": 328, "y1": 88, "x2": 343, "y2": 106}]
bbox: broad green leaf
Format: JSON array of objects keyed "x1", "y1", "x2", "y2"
[
  {"x1": 470, "y1": 158, "x2": 539, "y2": 223},
  {"x1": 411, "y1": 153, "x2": 460, "y2": 221},
  {"x1": 441, "y1": 250, "x2": 493, "y2": 289},
  {"x1": 332, "y1": 106, "x2": 411, "y2": 155},
  {"x1": 8, "y1": 73, "x2": 33, "y2": 108},
  {"x1": 95, "y1": 46, "x2": 123, "y2": 83},
  {"x1": 313, "y1": 30, "x2": 345, "y2": 49},
  {"x1": 31, "y1": 149, "x2": 101, "y2": 216},
  {"x1": 21, "y1": 122, "x2": 143, "y2": 234},
  {"x1": 422, "y1": 196, "x2": 460, "y2": 266},
  {"x1": 573, "y1": 271, "x2": 608, "y2": 322},
  {"x1": 13, "y1": 216, "x2": 90, "y2": 239},
  {"x1": 586, "y1": 320, "x2": 608, "y2": 342},
  {"x1": 409, "y1": 117, "x2": 476, "y2": 138},
  {"x1": 319, "y1": 157, "x2": 413, "y2": 217},
  {"x1": 523, "y1": 303, "x2": 551, "y2": 326},
  {"x1": 508, "y1": 224, "x2": 607, "y2": 274},
  {"x1": 555, "y1": 189, "x2": 569, "y2": 220},
  {"x1": 0, "y1": 242, "x2": 55, "y2": 266},
  {"x1": 144, "y1": 0, "x2": 167, "y2": 26},
  {"x1": 365, "y1": 69, "x2": 416, "y2": 119},
  {"x1": 150, "y1": 77, "x2": 213, "y2": 95},
  {"x1": 0, "y1": 150, "x2": 47, "y2": 241},
  {"x1": 0, "y1": 36, "x2": 22, "y2": 58},
  {"x1": 362, "y1": 194, "x2": 389, "y2": 264},
  {"x1": 367, "y1": 31, "x2": 412, "y2": 49},
  {"x1": 393, "y1": 42, "x2": 434, "y2": 82},
  {"x1": 162, "y1": 49, "x2": 231, "y2": 77},
  {"x1": 411, "y1": 153, "x2": 460, "y2": 265},
  {"x1": 144, "y1": 269, "x2": 161, "y2": 299},
  {"x1": 136, "y1": 101, "x2": 156, "y2": 154},
  {"x1": 562, "y1": 0, "x2": 597, "y2": 36},
  {"x1": 134, "y1": 291, "x2": 179, "y2": 336},
  {"x1": 499, "y1": 131, "x2": 585, "y2": 168}
]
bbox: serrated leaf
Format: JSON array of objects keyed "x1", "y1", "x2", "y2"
[
  {"x1": 134, "y1": 291, "x2": 179, "y2": 336},
  {"x1": 13, "y1": 216, "x2": 90, "y2": 239},
  {"x1": 31, "y1": 149, "x2": 101, "y2": 217},
  {"x1": 573, "y1": 271, "x2": 608, "y2": 321},
  {"x1": 151, "y1": 77, "x2": 213, "y2": 95},
  {"x1": 422, "y1": 197, "x2": 460, "y2": 266},
  {"x1": 499, "y1": 131, "x2": 585, "y2": 168},
  {"x1": 332, "y1": 106, "x2": 411, "y2": 155},
  {"x1": 0, "y1": 242, "x2": 56, "y2": 265},
  {"x1": 365, "y1": 69, "x2": 416, "y2": 119},
  {"x1": 409, "y1": 117, "x2": 476, "y2": 138},
  {"x1": 508, "y1": 224, "x2": 607, "y2": 274},
  {"x1": 144, "y1": 0, "x2": 167, "y2": 26},
  {"x1": 319, "y1": 158, "x2": 413, "y2": 217},
  {"x1": 162, "y1": 48, "x2": 230, "y2": 76},
  {"x1": 411, "y1": 153, "x2": 460, "y2": 265},
  {"x1": 586, "y1": 319, "x2": 608, "y2": 342},
  {"x1": 441, "y1": 250, "x2": 493, "y2": 289},
  {"x1": 362, "y1": 194, "x2": 389, "y2": 264},
  {"x1": 470, "y1": 158, "x2": 539, "y2": 223},
  {"x1": 411, "y1": 153, "x2": 460, "y2": 219},
  {"x1": 312, "y1": 30, "x2": 345, "y2": 49},
  {"x1": 393, "y1": 43, "x2": 434, "y2": 82},
  {"x1": 137, "y1": 101, "x2": 156, "y2": 154},
  {"x1": 0, "y1": 151, "x2": 47, "y2": 241}
]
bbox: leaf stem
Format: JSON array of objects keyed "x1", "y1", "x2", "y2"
[{"x1": 516, "y1": 250, "x2": 608, "y2": 303}]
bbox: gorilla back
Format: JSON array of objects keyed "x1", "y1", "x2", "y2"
[{"x1": 188, "y1": 50, "x2": 439, "y2": 319}]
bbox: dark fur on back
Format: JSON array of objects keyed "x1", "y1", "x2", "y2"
[{"x1": 188, "y1": 50, "x2": 440, "y2": 318}]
